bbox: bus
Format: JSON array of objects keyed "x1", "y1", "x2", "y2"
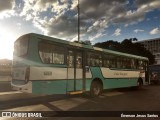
[
  {"x1": 149, "y1": 65, "x2": 160, "y2": 84},
  {"x1": 11, "y1": 33, "x2": 149, "y2": 96}
]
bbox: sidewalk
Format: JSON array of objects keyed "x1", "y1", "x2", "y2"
[
  {"x1": 0, "y1": 76, "x2": 12, "y2": 92},
  {"x1": 0, "y1": 76, "x2": 11, "y2": 82}
]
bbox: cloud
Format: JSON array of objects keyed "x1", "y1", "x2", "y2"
[
  {"x1": 112, "y1": 10, "x2": 145, "y2": 25},
  {"x1": 21, "y1": 0, "x2": 67, "y2": 17},
  {"x1": 34, "y1": 0, "x2": 57, "y2": 11},
  {"x1": 20, "y1": 0, "x2": 75, "y2": 37},
  {"x1": 79, "y1": 0, "x2": 127, "y2": 20},
  {"x1": 17, "y1": 23, "x2": 22, "y2": 29},
  {"x1": 0, "y1": 27, "x2": 17, "y2": 59},
  {"x1": 0, "y1": 0, "x2": 15, "y2": 12},
  {"x1": 134, "y1": 29, "x2": 144, "y2": 33},
  {"x1": 89, "y1": 33, "x2": 106, "y2": 41},
  {"x1": 150, "y1": 27, "x2": 160, "y2": 35},
  {"x1": 113, "y1": 0, "x2": 160, "y2": 25},
  {"x1": 0, "y1": 0, "x2": 15, "y2": 19},
  {"x1": 44, "y1": 14, "x2": 78, "y2": 39},
  {"x1": 113, "y1": 28, "x2": 121, "y2": 36},
  {"x1": 135, "y1": 0, "x2": 160, "y2": 8},
  {"x1": 22, "y1": 0, "x2": 126, "y2": 40},
  {"x1": 19, "y1": 0, "x2": 160, "y2": 41}
]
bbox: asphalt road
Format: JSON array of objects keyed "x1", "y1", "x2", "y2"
[
  {"x1": 0, "y1": 83, "x2": 160, "y2": 120},
  {"x1": 0, "y1": 81, "x2": 12, "y2": 92},
  {"x1": 0, "y1": 76, "x2": 12, "y2": 92}
]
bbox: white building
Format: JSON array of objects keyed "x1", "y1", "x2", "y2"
[{"x1": 138, "y1": 38, "x2": 160, "y2": 65}]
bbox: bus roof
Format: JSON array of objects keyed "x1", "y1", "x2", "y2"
[{"x1": 19, "y1": 33, "x2": 148, "y2": 61}]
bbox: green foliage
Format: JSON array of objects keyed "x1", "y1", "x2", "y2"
[
  {"x1": 73, "y1": 40, "x2": 91, "y2": 45},
  {"x1": 94, "y1": 38, "x2": 155, "y2": 65}
]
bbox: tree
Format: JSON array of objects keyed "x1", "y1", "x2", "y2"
[
  {"x1": 94, "y1": 40, "x2": 120, "y2": 51},
  {"x1": 94, "y1": 38, "x2": 155, "y2": 65}
]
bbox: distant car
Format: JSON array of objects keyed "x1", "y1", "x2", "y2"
[
  {"x1": 150, "y1": 72, "x2": 159, "y2": 84},
  {"x1": 149, "y1": 65, "x2": 160, "y2": 85}
]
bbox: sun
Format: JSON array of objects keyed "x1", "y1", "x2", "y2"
[{"x1": 0, "y1": 28, "x2": 17, "y2": 60}]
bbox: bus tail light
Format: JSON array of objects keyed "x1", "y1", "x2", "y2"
[{"x1": 25, "y1": 67, "x2": 30, "y2": 83}]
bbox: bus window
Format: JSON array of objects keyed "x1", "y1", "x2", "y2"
[
  {"x1": 14, "y1": 38, "x2": 28, "y2": 57},
  {"x1": 87, "y1": 52, "x2": 102, "y2": 67},
  {"x1": 52, "y1": 49, "x2": 64, "y2": 64},
  {"x1": 138, "y1": 60, "x2": 144, "y2": 69},
  {"x1": 110, "y1": 55, "x2": 116, "y2": 68},
  {"x1": 131, "y1": 59, "x2": 136, "y2": 69},
  {"x1": 39, "y1": 42, "x2": 65, "y2": 64},
  {"x1": 103, "y1": 54, "x2": 116, "y2": 68},
  {"x1": 68, "y1": 51, "x2": 74, "y2": 68},
  {"x1": 39, "y1": 43, "x2": 53, "y2": 63},
  {"x1": 103, "y1": 54, "x2": 110, "y2": 68},
  {"x1": 117, "y1": 57, "x2": 123, "y2": 68},
  {"x1": 126, "y1": 59, "x2": 131, "y2": 69},
  {"x1": 76, "y1": 52, "x2": 82, "y2": 68}
]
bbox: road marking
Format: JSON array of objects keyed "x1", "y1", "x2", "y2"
[
  {"x1": 0, "y1": 118, "x2": 37, "y2": 120},
  {"x1": 49, "y1": 97, "x2": 88, "y2": 111},
  {"x1": 3, "y1": 97, "x2": 88, "y2": 112},
  {"x1": 103, "y1": 91, "x2": 124, "y2": 97},
  {"x1": 0, "y1": 91, "x2": 22, "y2": 96},
  {"x1": 4, "y1": 104, "x2": 52, "y2": 111}
]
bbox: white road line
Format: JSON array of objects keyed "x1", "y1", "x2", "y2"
[
  {"x1": 4, "y1": 104, "x2": 52, "y2": 111},
  {"x1": 0, "y1": 117, "x2": 33, "y2": 120},
  {"x1": 49, "y1": 97, "x2": 88, "y2": 111},
  {"x1": 0, "y1": 91, "x2": 22, "y2": 96},
  {"x1": 3, "y1": 97, "x2": 88, "y2": 112}
]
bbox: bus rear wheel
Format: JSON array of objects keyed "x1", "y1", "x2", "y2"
[{"x1": 90, "y1": 80, "x2": 103, "y2": 96}]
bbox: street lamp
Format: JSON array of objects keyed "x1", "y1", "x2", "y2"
[{"x1": 77, "y1": 0, "x2": 80, "y2": 42}]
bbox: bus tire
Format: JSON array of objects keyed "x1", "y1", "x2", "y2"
[
  {"x1": 90, "y1": 80, "x2": 103, "y2": 96},
  {"x1": 137, "y1": 79, "x2": 143, "y2": 89}
]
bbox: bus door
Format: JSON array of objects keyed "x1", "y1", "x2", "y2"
[{"x1": 67, "y1": 50, "x2": 84, "y2": 93}]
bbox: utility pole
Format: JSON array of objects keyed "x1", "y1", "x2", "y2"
[{"x1": 77, "y1": 0, "x2": 80, "y2": 42}]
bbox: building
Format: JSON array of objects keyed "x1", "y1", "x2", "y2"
[
  {"x1": 0, "y1": 59, "x2": 12, "y2": 76},
  {"x1": 138, "y1": 38, "x2": 160, "y2": 65}
]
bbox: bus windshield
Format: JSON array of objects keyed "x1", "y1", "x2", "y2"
[{"x1": 14, "y1": 37, "x2": 29, "y2": 57}]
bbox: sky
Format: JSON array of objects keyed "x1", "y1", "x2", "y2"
[{"x1": 0, "y1": 0, "x2": 160, "y2": 59}]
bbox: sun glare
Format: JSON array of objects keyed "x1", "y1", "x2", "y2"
[{"x1": 0, "y1": 28, "x2": 17, "y2": 60}]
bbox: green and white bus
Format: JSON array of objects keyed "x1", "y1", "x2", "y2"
[{"x1": 11, "y1": 33, "x2": 149, "y2": 96}]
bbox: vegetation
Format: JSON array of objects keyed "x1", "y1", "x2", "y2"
[
  {"x1": 94, "y1": 38, "x2": 155, "y2": 65},
  {"x1": 74, "y1": 40, "x2": 91, "y2": 45}
]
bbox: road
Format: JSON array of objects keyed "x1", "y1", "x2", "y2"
[
  {"x1": 0, "y1": 83, "x2": 160, "y2": 120},
  {"x1": 0, "y1": 76, "x2": 12, "y2": 92}
]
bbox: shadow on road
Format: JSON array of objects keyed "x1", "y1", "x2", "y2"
[{"x1": 0, "y1": 81, "x2": 13, "y2": 92}]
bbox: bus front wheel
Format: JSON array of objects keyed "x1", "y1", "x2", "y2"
[{"x1": 90, "y1": 80, "x2": 103, "y2": 96}]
